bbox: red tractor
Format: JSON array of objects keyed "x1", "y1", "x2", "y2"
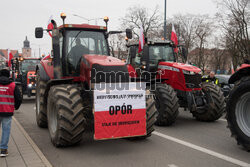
[
  {"x1": 15, "y1": 57, "x2": 40, "y2": 98},
  {"x1": 127, "y1": 40, "x2": 225, "y2": 126},
  {"x1": 26, "y1": 71, "x2": 36, "y2": 97},
  {"x1": 226, "y1": 61, "x2": 250, "y2": 151},
  {"x1": 35, "y1": 14, "x2": 157, "y2": 147}
]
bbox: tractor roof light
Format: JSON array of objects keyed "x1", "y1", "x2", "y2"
[
  {"x1": 61, "y1": 13, "x2": 66, "y2": 25},
  {"x1": 125, "y1": 36, "x2": 128, "y2": 42},
  {"x1": 104, "y1": 16, "x2": 109, "y2": 23},
  {"x1": 60, "y1": 13, "x2": 66, "y2": 19}
]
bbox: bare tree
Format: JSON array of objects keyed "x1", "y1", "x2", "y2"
[
  {"x1": 173, "y1": 14, "x2": 200, "y2": 55},
  {"x1": 217, "y1": 0, "x2": 250, "y2": 65},
  {"x1": 194, "y1": 15, "x2": 214, "y2": 72},
  {"x1": 108, "y1": 34, "x2": 128, "y2": 59},
  {"x1": 121, "y1": 5, "x2": 162, "y2": 39}
]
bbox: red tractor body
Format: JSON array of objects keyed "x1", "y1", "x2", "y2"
[
  {"x1": 127, "y1": 40, "x2": 225, "y2": 125},
  {"x1": 35, "y1": 16, "x2": 156, "y2": 147}
]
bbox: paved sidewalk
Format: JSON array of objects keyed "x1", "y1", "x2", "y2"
[{"x1": 0, "y1": 117, "x2": 52, "y2": 167}]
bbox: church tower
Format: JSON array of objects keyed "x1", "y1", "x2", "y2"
[{"x1": 22, "y1": 36, "x2": 31, "y2": 57}]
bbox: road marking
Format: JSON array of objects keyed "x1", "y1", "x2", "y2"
[
  {"x1": 168, "y1": 164, "x2": 179, "y2": 167},
  {"x1": 13, "y1": 117, "x2": 53, "y2": 167},
  {"x1": 153, "y1": 131, "x2": 250, "y2": 167}
]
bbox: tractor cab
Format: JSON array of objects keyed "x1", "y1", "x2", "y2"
[
  {"x1": 126, "y1": 39, "x2": 225, "y2": 126},
  {"x1": 35, "y1": 14, "x2": 132, "y2": 81},
  {"x1": 127, "y1": 40, "x2": 176, "y2": 73},
  {"x1": 60, "y1": 25, "x2": 109, "y2": 77}
]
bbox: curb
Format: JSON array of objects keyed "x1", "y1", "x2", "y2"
[{"x1": 13, "y1": 117, "x2": 53, "y2": 167}]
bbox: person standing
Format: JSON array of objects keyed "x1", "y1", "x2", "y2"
[
  {"x1": 204, "y1": 71, "x2": 219, "y2": 85},
  {"x1": 0, "y1": 69, "x2": 22, "y2": 157}
]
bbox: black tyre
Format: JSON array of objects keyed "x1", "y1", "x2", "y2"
[
  {"x1": 145, "y1": 93, "x2": 157, "y2": 137},
  {"x1": 193, "y1": 83, "x2": 225, "y2": 121},
  {"x1": 127, "y1": 92, "x2": 157, "y2": 140},
  {"x1": 17, "y1": 84, "x2": 23, "y2": 100},
  {"x1": 226, "y1": 76, "x2": 250, "y2": 151},
  {"x1": 154, "y1": 84, "x2": 179, "y2": 126},
  {"x1": 47, "y1": 84, "x2": 86, "y2": 147},
  {"x1": 35, "y1": 70, "x2": 47, "y2": 128}
]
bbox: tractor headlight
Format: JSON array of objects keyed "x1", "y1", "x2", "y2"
[{"x1": 28, "y1": 84, "x2": 32, "y2": 88}]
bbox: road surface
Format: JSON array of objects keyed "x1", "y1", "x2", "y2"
[{"x1": 14, "y1": 97, "x2": 250, "y2": 167}]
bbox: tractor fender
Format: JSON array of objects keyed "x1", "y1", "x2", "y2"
[
  {"x1": 229, "y1": 66, "x2": 250, "y2": 84},
  {"x1": 36, "y1": 64, "x2": 50, "y2": 81},
  {"x1": 43, "y1": 78, "x2": 74, "y2": 104}
]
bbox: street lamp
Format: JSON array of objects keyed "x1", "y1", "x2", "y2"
[{"x1": 164, "y1": 0, "x2": 167, "y2": 40}]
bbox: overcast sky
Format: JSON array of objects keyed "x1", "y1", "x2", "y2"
[{"x1": 0, "y1": 0, "x2": 218, "y2": 57}]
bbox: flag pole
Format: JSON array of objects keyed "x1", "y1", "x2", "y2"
[{"x1": 164, "y1": 0, "x2": 167, "y2": 40}]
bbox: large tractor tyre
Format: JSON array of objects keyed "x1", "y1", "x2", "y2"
[
  {"x1": 17, "y1": 85, "x2": 23, "y2": 101},
  {"x1": 47, "y1": 85, "x2": 86, "y2": 147},
  {"x1": 154, "y1": 84, "x2": 179, "y2": 126},
  {"x1": 35, "y1": 71, "x2": 47, "y2": 128},
  {"x1": 127, "y1": 93, "x2": 157, "y2": 140},
  {"x1": 145, "y1": 95, "x2": 157, "y2": 137},
  {"x1": 226, "y1": 76, "x2": 250, "y2": 151},
  {"x1": 192, "y1": 82, "x2": 225, "y2": 121}
]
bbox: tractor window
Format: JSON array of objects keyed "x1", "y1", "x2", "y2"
[
  {"x1": 65, "y1": 30, "x2": 108, "y2": 76},
  {"x1": 21, "y1": 59, "x2": 40, "y2": 73},
  {"x1": 149, "y1": 45, "x2": 175, "y2": 65}
]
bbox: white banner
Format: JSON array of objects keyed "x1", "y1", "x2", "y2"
[{"x1": 94, "y1": 82, "x2": 146, "y2": 112}]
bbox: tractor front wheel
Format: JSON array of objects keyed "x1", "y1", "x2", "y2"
[
  {"x1": 47, "y1": 84, "x2": 86, "y2": 147},
  {"x1": 192, "y1": 82, "x2": 225, "y2": 121},
  {"x1": 154, "y1": 84, "x2": 179, "y2": 126}
]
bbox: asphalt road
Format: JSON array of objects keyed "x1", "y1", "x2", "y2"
[{"x1": 14, "y1": 97, "x2": 250, "y2": 167}]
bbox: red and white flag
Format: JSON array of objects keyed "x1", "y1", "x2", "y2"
[
  {"x1": 231, "y1": 61, "x2": 235, "y2": 74},
  {"x1": 8, "y1": 50, "x2": 13, "y2": 68},
  {"x1": 47, "y1": 15, "x2": 54, "y2": 37},
  {"x1": 138, "y1": 26, "x2": 145, "y2": 53},
  {"x1": 171, "y1": 23, "x2": 178, "y2": 53},
  {"x1": 42, "y1": 54, "x2": 51, "y2": 60}
]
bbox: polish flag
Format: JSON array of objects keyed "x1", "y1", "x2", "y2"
[
  {"x1": 171, "y1": 24, "x2": 178, "y2": 53},
  {"x1": 138, "y1": 26, "x2": 145, "y2": 53},
  {"x1": 231, "y1": 61, "x2": 235, "y2": 74},
  {"x1": 8, "y1": 50, "x2": 13, "y2": 68},
  {"x1": 47, "y1": 15, "x2": 53, "y2": 37},
  {"x1": 42, "y1": 54, "x2": 51, "y2": 60}
]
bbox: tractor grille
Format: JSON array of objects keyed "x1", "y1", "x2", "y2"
[
  {"x1": 184, "y1": 74, "x2": 202, "y2": 88},
  {"x1": 91, "y1": 64, "x2": 129, "y2": 83}
]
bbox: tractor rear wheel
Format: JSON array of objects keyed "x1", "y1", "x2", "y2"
[
  {"x1": 35, "y1": 70, "x2": 47, "y2": 128},
  {"x1": 154, "y1": 84, "x2": 179, "y2": 126},
  {"x1": 192, "y1": 82, "x2": 225, "y2": 121},
  {"x1": 47, "y1": 84, "x2": 86, "y2": 147},
  {"x1": 226, "y1": 76, "x2": 250, "y2": 151}
]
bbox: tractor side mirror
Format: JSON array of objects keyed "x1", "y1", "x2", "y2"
[
  {"x1": 126, "y1": 29, "x2": 132, "y2": 39},
  {"x1": 35, "y1": 27, "x2": 44, "y2": 38}
]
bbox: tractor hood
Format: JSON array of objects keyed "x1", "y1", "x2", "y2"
[
  {"x1": 81, "y1": 54, "x2": 129, "y2": 84},
  {"x1": 159, "y1": 62, "x2": 201, "y2": 73},
  {"x1": 83, "y1": 54, "x2": 125, "y2": 67}
]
